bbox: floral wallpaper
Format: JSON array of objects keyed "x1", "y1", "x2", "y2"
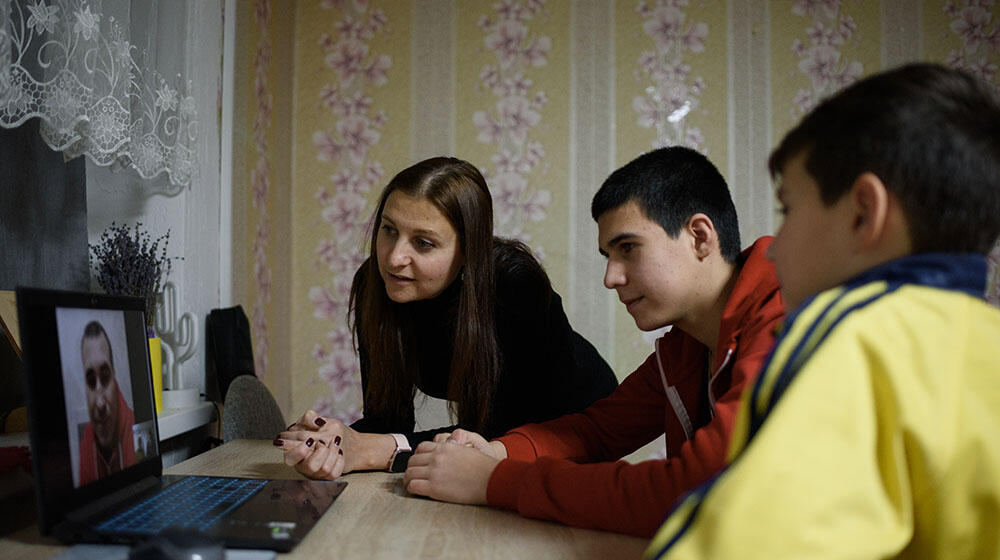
[
  {"x1": 787, "y1": 0, "x2": 865, "y2": 117},
  {"x1": 250, "y1": 0, "x2": 273, "y2": 380},
  {"x1": 306, "y1": 0, "x2": 392, "y2": 422},
  {"x1": 235, "y1": 0, "x2": 1000, "y2": 446},
  {"x1": 457, "y1": 0, "x2": 570, "y2": 292},
  {"x1": 472, "y1": 0, "x2": 553, "y2": 253},
  {"x1": 771, "y1": 0, "x2": 880, "y2": 146},
  {"x1": 617, "y1": 1, "x2": 726, "y2": 163},
  {"x1": 940, "y1": 0, "x2": 1000, "y2": 83},
  {"x1": 236, "y1": 0, "x2": 292, "y2": 411},
  {"x1": 631, "y1": 0, "x2": 709, "y2": 151}
]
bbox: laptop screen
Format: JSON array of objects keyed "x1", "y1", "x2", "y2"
[
  {"x1": 55, "y1": 306, "x2": 158, "y2": 488},
  {"x1": 17, "y1": 288, "x2": 162, "y2": 533}
]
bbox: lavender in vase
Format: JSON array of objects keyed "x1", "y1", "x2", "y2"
[{"x1": 89, "y1": 222, "x2": 178, "y2": 330}]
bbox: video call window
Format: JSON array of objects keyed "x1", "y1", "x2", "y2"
[{"x1": 56, "y1": 307, "x2": 157, "y2": 488}]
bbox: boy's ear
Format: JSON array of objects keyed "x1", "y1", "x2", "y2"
[
  {"x1": 686, "y1": 213, "x2": 717, "y2": 260},
  {"x1": 848, "y1": 172, "x2": 890, "y2": 250}
]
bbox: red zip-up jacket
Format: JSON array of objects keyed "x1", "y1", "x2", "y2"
[{"x1": 486, "y1": 237, "x2": 784, "y2": 538}]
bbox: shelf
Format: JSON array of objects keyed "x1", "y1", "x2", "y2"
[
  {"x1": 0, "y1": 403, "x2": 214, "y2": 446},
  {"x1": 157, "y1": 401, "x2": 214, "y2": 441}
]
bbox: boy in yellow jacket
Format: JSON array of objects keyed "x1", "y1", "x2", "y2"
[{"x1": 647, "y1": 63, "x2": 1000, "y2": 559}]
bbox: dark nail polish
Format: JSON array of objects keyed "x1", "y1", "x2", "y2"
[
  {"x1": 318, "y1": 439, "x2": 326, "y2": 446},
  {"x1": 306, "y1": 438, "x2": 314, "y2": 447},
  {"x1": 272, "y1": 439, "x2": 283, "y2": 447},
  {"x1": 315, "y1": 417, "x2": 326, "y2": 426},
  {"x1": 338, "y1": 449, "x2": 343, "y2": 455},
  {"x1": 334, "y1": 436, "x2": 341, "y2": 446}
]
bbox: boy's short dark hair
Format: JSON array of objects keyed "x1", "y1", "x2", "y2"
[
  {"x1": 591, "y1": 146, "x2": 742, "y2": 263},
  {"x1": 769, "y1": 63, "x2": 1000, "y2": 254}
]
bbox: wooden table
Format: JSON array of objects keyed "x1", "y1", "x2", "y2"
[{"x1": 2, "y1": 439, "x2": 650, "y2": 559}]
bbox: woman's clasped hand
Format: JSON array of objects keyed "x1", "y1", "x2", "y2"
[{"x1": 274, "y1": 409, "x2": 396, "y2": 480}]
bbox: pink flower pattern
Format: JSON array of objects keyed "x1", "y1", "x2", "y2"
[
  {"x1": 325, "y1": 39, "x2": 369, "y2": 86},
  {"x1": 944, "y1": 1, "x2": 999, "y2": 86},
  {"x1": 336, "y1": 114, "x2": 381, "y2": 163},
  {"x1": 485, "y1": 20, "x2": 529, "y2": 68},
  {"x1": 309, "y1": 2, "x2": 392, "y2": 421},
  {"x1": 792, "y1": 0, "x2": 841, "y2": 19},
  {"x1": 318, "y1": 348, "x2": 360, "y2": 397},
  {"x1": 251, "y1": 0, "x2": 273, "y2": 378},
  {"x1": 633, "y1": 0, "x2": 708, "y2": 152},
  {"x1": 474, "y1": 0, "x2": 552, "y2": 250},
  {"x1": 320, "y1": 191, "x2": 367, "y2": 240},
  {"x1": 788, "y1": 0, "x2": 863, "y2": 117},
  {"x1": 308, "y1": 285, "x2": 344, "y2": 321},
  {"x1": 943, "y1": 1, "x2": 1000, "y2": 305},
  {"x1": 312, "y1": 130, "x2": 343, "y2": 162}
]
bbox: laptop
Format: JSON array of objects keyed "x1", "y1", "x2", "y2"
[{"x1": 15, "y1": 287, "x2": 347, "y2": 552}]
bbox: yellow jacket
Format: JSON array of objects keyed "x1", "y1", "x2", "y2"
[{"x1": 647, "y1": 254, "x2": 1000, "y2": 559}]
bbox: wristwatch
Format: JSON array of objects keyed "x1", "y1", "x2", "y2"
[{"x1": 387, "y1": 433, "x2": 412, "y2": 473}]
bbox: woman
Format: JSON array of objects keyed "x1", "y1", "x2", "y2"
[{"x1": 276, "y1": 157, "x2": 616, "y2": 478}]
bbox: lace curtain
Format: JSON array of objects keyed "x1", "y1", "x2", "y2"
[{"x1": 0, "y1": 0, "x2": 199, "y2": 187}]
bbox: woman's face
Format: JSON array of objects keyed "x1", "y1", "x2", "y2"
[{"x1": 376, "y1": 190, "x2": 464, "y2": 303}]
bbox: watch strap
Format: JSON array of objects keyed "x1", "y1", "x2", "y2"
[{"x1": 387, "y1": 433, "x2": 411, "y2": 472}]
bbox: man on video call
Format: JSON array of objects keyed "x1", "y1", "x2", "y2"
[{"x1": 79, "y1": 320, "x2": 136, "y2": 486}]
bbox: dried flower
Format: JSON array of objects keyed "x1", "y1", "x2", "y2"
[{"x1": 89, "y1": 222, "x2": 178, "y2": 328}]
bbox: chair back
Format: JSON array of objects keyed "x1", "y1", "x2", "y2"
[
  {"x1": 205, "y1": 305, "x2": 255, "y2": 403},
  {"x1": 222, "y1": 375, "x2": 285, "y2": 442}
]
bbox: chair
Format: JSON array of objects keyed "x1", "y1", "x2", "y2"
[{"x1": 222, "y1": 375, "x2": 286, "y2": 442}]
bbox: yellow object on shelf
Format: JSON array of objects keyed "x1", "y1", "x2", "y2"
[{"x1": 149, "y1": 337, "x2": 163, "y2": 414}]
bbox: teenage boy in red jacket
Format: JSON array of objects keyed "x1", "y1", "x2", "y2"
[{"x1": 403, "y1": 146, "x2": 785, "y2": 538}]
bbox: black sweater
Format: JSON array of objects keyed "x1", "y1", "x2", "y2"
[{"x1": 351, "y1": 240, "x2": 617, "y2": 462}]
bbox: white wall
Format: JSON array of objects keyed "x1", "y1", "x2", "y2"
[{"x1": 85, "y1": 1, "x2": 225, "y2": 397}]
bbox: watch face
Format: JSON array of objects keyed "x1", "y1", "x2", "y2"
[{"x1": 390, "y1": 450, "x2": 414, "y2": 473}]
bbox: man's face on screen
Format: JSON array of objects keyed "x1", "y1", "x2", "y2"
[{"x1": 82, "y1": 333, "x2": 120, "y2": 452}]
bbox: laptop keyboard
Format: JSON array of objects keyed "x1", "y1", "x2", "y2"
[{"x1": 95, "y1": 476, "x2": 269, "y2": 534}]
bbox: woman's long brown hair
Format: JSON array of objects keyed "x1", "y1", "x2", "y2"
[{"x1": 348, "y1": 157, "x2": 500, "y2": 433}]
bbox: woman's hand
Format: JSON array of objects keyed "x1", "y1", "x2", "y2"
[
  {"x1": 275, "y1": 411, "x2": 351, "y2": 479},
  {"x1": 276, "y1": 434, "x2": 346, "y2": 480},
  {"x1": 284, "y1": 409, "x2": 328, "y2": 432},
  {"x1": 275, "y1": 410, "x2": 396, "y2": 479}
]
